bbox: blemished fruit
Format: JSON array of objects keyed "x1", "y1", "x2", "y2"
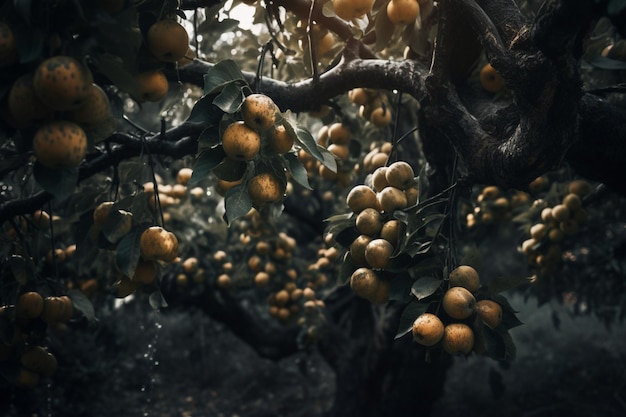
[
  {"x1": 7, "y1": 75, "x2": 53, "y2": 127},
  {"x1": 385, "y1": 161, "x2": 415, "y2": 190},
  {"x1": 347, "y1": 185, "x2": 378, "y2": 212},
  {"x1": 387, "y1": 0, "x2": 420, "y2": 26},
  {"x1": 377, "y1": 186, "x2": 408, "y2": 213},
  {"x1": 134, "y1": 70, "x2": 169, "y2": 102},
  {"x1": 442, "y1": 286, "x2": 476, "y2": 319},
  {"x1": 140, "y1": 226, "x2": 178, "y2": 263},
  {"x1": 355, "y1": 208, "x2": 383, "y2": 236},
  {"x1": 65, "y1": 84, "x2": 111, "y2": 126},
  {"x1": 33, "y1": 56, "x2": 92, "y2": 110},
  {"x1": 364, "y1": 238, "x2": 394, "y2": 269},
  {"x1": 241, "y1": 94, "x2": 279, "y2": 132},
  {"x1": 479, "y1": 63, "x2": 505, "y2": 93},
  {"x1": 15, "y1": 292, "x2": 44, "y2": 320},
  {"x1": 32, "y1": 121, "x2": 87, "y2": 169},
  {"x1": 441, "y1": 323, "x2": 474, "y2": 355},
  {"x1": 332, "y1": 0, "x2": 375, "y2": 20},
  {"x1": 21, "y1": 346, "x2": 57, "y2": 377},
  {"x1": 475, "y1": 299, "x2": 503, "y2": 329},
  {"x1": 448, "y1": 265, "x2": 480, "y2": 293},
  {"x1": 267, "y1": 125, "x2": 294, "y2": 153},
  {"x1": 222, "y1": 121, "x2": 261, "y2": 161},
  {"x1": 412, "y1": 313, "x2": 445, "y2": 346},
  {"x1": 0, "y1": 23, "x2": 19, "y2": 67},
  {"x1": 147, "y1": 20, "x2": 189, "y2": 62},
  {"x1": 350, "y1": 267, "x2": 380, "y2": 301},
  {"x1": 247, "y1": 173, "x2": 285, "y2": 206}
]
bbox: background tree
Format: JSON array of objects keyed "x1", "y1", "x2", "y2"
[{"x1": 1, "y1": 0, "x2": 625, "y2": 416}]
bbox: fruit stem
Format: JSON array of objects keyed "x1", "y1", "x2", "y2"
[{"x1": 48, "y1": 201, "x2": 60, "y2": 281}]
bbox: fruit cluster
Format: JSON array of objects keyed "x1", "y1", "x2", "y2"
[
  {"x1": 348, "y1": 88, "x2": 393, "y2": 128},
  {"x1": 411, "y1": 265, "x2": 503, "y2": 355},
  {"x1": 520, "y1": 179, "x2": 591, "y2": 278},
  {"x1": 465, "y1": 185, "x2": 531, "y2": 228},
  {"x1": 361, "y1": 141, "x2": 394, "y2": 173}
]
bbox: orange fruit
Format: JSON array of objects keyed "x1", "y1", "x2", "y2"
[
  {"x1": 328, "y1": 122, "x2": 351, "y2": 145},
  {"x1": 58, "y1": 295, "x2": 74, "y2": 322},
  {"x1": 176, "y1": 168, "x2": 193, "y2": 185},
  {"x1": 346, "y1": 185, "x2": 378, "y2": 212},
  {"x1": 241, "y1": 93, "x2": 279, "y2": 132},
  {"x1": 327, "y1": 143, "x2": 350, "y2": 160},
  {"x1": 332, "y1": 0, "x2": 375, "y2": 20},
  {"x1": 364, "y1": 238, "x2": 394, "y2": 269},
  {"x1": 441, "y1": 323, "x2": 474, "y2": 355},
  {"x1": 387, "y1": 0, "x2": 420, "y2": 25},
  {"x1": 254, "y1": 271, "x2": 270, "y2": 287},
  {"x1": 65, "y1": 84, "x2": 112, "y2": 126},
  {"x1": 551, "y1": 204, "x2": 570, "y2": 222},
  {"x1": 131, "y1": 259, "x2": 158, "y2": 284},
  {"x1": 479, "y1": 63, "x2": 505, "y2": 93},
  {"x1": 134, "y1": 70, "x2": 169, "y2": 102},
  {"x1": 529, "y1": 223, "x2": 547, "y2": 241},
  {"x1": 32, "y1": 121, "x2": 87, "y2": 169},
  {"x1": 348, "y1": 88, "x2": 372, "y2": 105},
  {"x1": 371, "y1": 167, "x2": 389, "y2": 192},
  {"x1": 247, "y1": 172, "x2": 285, "y2": 206},
  {"x1": 216, "y1": 274, "x2": 232, "y2": 288},
  {"x1": 32, "y1": 210, "x2": 51, "y2": 229},
  {"x1": 146, "y1": 19, "x2": 190, "y2": 63},
  {"x1": 355, "y1": 208, "x2": 383, "y2": 236},
  {"x1": 442, "y1": 286, "x2": 476, "y2": 319},
  {"x1": 448, "y1": 265, "x2": 480, "y2": 293},
  {"x1": 369, "y1": 106, "x2": 393, "y2": 127},
  {"x1": 7, "y1": 75, "x2": 53, "y2": 128},
  {"x1": 182, "y1": 257, "x2": 199, "y2": 274},
  {"x1": 568, "y1": 179, "x2": 591, "y2": 197},
  {"x1": 377, "y1": 186, "x2": 408, "y2": 213},
  {"x1": 40, "y1": 296, "x2": 66, "y2": 324},
  {"x1": 562, "y1": 193, "x2": 582, "y2": 211},
  {"x1": 0, "y1": 23, "x2": 19, "y2": 67},
  {"x1": 412, "y1": 313, "x2": 445, "y2": 346},
  {"x1": 385, "y1": 161, "x2": 415, "y2": 190},
  {"x1": 405, "y1": 186, "x2": 419, "y2": 206},
  {"x1": 349, "y1": 267, "x2": 380, "y2": 301},
  {"x1": 140, "y1": 226, "x2": 178, "y2": 263},
  {"x1": 380, "y1": 219, "x2": 404, "y2": 248},
  {"x1": 21, "y1": 346, "x2": 57, "y2": 377},
  {"x1": 350, "y1": 234, "x2": 372, "y2": 267},
  {"x1": 33, "y1": 56, "x2": 92, "y2": 110},
  {"x1": 267, "y1": 125, "x2": 294, "y2": 153},
  {"x1": 93, "y1": 201, "x2": 115, "y2": 227},
  {"x1": 15, "y1": 292, "x2": 44, "y2": 320},
  {"x1": 222, "y1": 121, "x2": 261, "y2": 161},
  {"x1": 475, "y1": 299, "x2": 503, "y2": 329}
]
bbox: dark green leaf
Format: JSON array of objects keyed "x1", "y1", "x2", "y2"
[
  {"x1": 585, "y1": 55, "x2": 626, "y2": 70},
  {"x1": 338, "y1": 253, "x2": 355, "y2": 285},
  {"x1": 410, "y1": 276, "x2": 442, "y2": 300},
  {"x1": 33, "y1": 163, "x2": 78, "y2": 201},
  {"x1": 389, "y1": 273, "x2": 413, "y2": 303},
  {"x1": 203, "y1": 59, "x2": 247, "y2": 94},
  {"x1": 186, "y1": 93, "x2": 223, "y2": 124},
  {"x1": 460, "y1": 243, "x2": 483, "y2": 273},
  {"x1": 212, "y1": 157, "x2": 247, "y2": 181},
  {"x1": 213, "y1": 81, "x2": 245, "y2": 113},
  {"x1": 67, "y1": 289, "x2": 95, "y2": 322},
  {"x1": 102, "y1": 209, "x2": 133, "y2": 244},
  {"x1": 149, "y1": 290, "x2": 168, "y2": 309},
  {"x1": 10, "y1": 255, "x2": 35, "y2": 285},
  {"x1": 334, "y1": 225, "x2": 360, "y2": 248},
  {"x1": 115, "y1": 226, "x2": 143, "y2": 278},
  {"x1": 224, "y1": 183, "x2": 252, "y2": 225},
  {"x1": 284, "y1": 152, "x2": 312, "y2": 190},
  {"x1": 324, "y1": 213, "x2": 353, "y2": 223},
  {"x1": 395, "y1": 300, "x2": 429, "y2": 339},
  {"x1": 289, "y1": 122, "x2": 323, "y2": 160},
  {"x1": 91, "y1": 53, "x2": 139, "y2": 96},
  {"x1": 318, "y1": 146, "x2": 338, "y2": 172},
  {"x1": 197, "y1": 126, "x2": 220, "y2": 150},
  {"x1": 189, "y1": 146, "x2": 226, "y2": 186}
]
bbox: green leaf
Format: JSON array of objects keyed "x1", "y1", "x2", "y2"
[
  {"x1": 67, "y1": 289, "x2": 95, "y2": 322},
  {"x1": 203, "y1": 59, "x2": 247, "y2": 94},
  {"x1": 410, "y1": 276, "x2": 442, "y2": 301},
  {"x1": 186, "y1": 93, "x2": 224, "y2": 124},
  {"x1": 212, "y1": 157, "x2": 247, "y2": 181},
  {"x1": 500, "y1": 307, "x2": 524, "y2": 330},
  {"x1": 33, "y1": 163, "x2": 78, "y2": 201},
  {"x1": 189, "y1": 146, "x2": 227, "y2": 186},
  {"x1": 149, "y1": 290, "x2": 168, "y2": 309},
  {"x1": 213, "y1": 81, "x2": 245, "y2": 113},
  {"x1": 338, "y1": 253, "x2": 355, "y2": 285},
  {"x1": 284, "y1": 152, "x2": 312, "y2": 190},
  {"x1": 102, "y1": 209, "x2": 133, "y2": 244},
  {"x1": 318, "y1": 145, "x2": 338, "y2": 172},
  {"x1": 10, "y1": 255, "x2": 35, "y2": 286},
  {"x1": 91, "y1": 53, "x2": 140, "y2": 97},
  {"x1": 224, "y1": 183, "x2": 252, "y2": 225},
  {"x1": 115, "y1": 225, "x2": 143, "y2": 278},
  {"x1": 289, "y1": 122, "x2": 322, "y2": 160},
  {"x1": 197, "y1": 126, "x2": 221, "y2": 150},
  {"x1": 389, "y1": 273, "x2": 413, "y2": 303},
  {"x1": 395, "y1": 300, "x2": 429, "y2": 339},
  {"x1": 334, "y1": 225, "x2": 360, "y2": 248},
  {"x1": 460, "y1": 244, "x2": 483, "y2": 273}
]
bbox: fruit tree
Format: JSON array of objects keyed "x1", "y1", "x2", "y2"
[{"x1": 1, "y1": 0, "x2": 626, "y2": 416}]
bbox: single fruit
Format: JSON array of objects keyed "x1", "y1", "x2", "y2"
[
  {"x1": 328, "y1": 122, "x2": 351, "y2": 145},
  {"x1": 479, "y1": 63, "x2": 505, "y2": 93},
  {"x1": 412, "y1": 313, "x2": 445, "y2": 346},
  {"x1": 441, "y1": 323, "x2": 474, "y2": 355},
  {"x1": 247, "y1": 172, "x2": 285, "y2": 206},
  {"x1": 327, "y1": 143, "x2": 350, "y2": 160},
  {"x1": 387, "y1": 0, "x2": 420, "y2": 26},
  {"x1": 176, "y1": 168, "x2": 193, "y2": 185},
  {"x1": 371, "y1": 167, "x2": 389, "y2": 192},
  {"x1": 254, "y1": 271, "x2": 270, "y2": 287},
  {"x1": 222, "y1": 121, "x2": 261, "y2": 161},
  {"x1": 267, "y1": 125, "x2": 294, "y2": 153},
  {"x1": 551, "y1": 204, "x2": 570, "y2": 222},
  {"x1": 346, "y1": 185, "x2": 378, "y2": 212},
  {"x1": 568, "y1": 179, "x2": 591, "y2": 197},
  {"x1": 385, "y1": 161, "x2": 415, "y2": 190},
  {"x1": 529, "y1": 223, "x2": 547, "y2": 241},
  {"x1": 40, "y1": 296, "x2": 66, "y2": 324},
  {"x1": 350, "y1": 267, "x2": 380, "y2": 301},
  {"x1": 7, "y1": 75, "x2": 53, "y2": 128},
  {"x1": 355, "y1": 208, "x2": 383, "y2": 236},
  {"x1": 442, "y1": 286, "x2": 476, "y2": 319},
  {"x1": 21, "y1": 346, "x2": 57, "y2": 377},
  {"x1": 0, "y1": 23, "x2": 19, "y2": 67},
  {"x1": 147, "y1": 20, "x2": 190, "y2": 62},
  {"x1": 364, "y1": 238, "x2": 394, "y2": 269},
  {"x1": 380, "y1": 220, "x2": 404, "y2": 248},
  {"x1": 33, "y1": 56, "x2": 92, "y2": 110},
  {"x1": 134, "y1": 70, "x2": 169, "y2": 102},
  {"x1": 93, "y1": 201, "x2": 115, "y2": 227},
  {"x1": 333, "y1": 0, "x2": 375, "y2": 20},
  {"x1": 131, "y1": 259, "x2": 158, "y2": 284},
  {"x1": 377, "y1": 186, "x2": 408, "y2": 213},
  {"x1": 140, "y1": 226, "x2": 178, "y2": 263},
  {"x1": 369, "y1": 106, "x2": 392, "y2": 128},
  {"x1": 65, "y1": 84, "x2": 112, "y2": 126},
  {"x1": 448, "y1": 265, "x2": 480, "y2": 293},
  {"x1": 16, "y1": 292, "x2": 44, "y2": 320},
  {"x1": 562, "y1": 193, "x2": 582, "y2": 211},
  {"x1": 32, "y1": 121, "x2": 87, "y2": 169},
  {"x1": 32, "y1": 210, "x2": 51, "y2": 229},
  {"x1": 475, "y1": 299, "x2": 503, "y2": 329},
  {"x1": 241, "y1": 93, "x2": 279, "y2": 132},
  {"x1": 182, "y1": 257, "x2": 199, "y2": 274}
]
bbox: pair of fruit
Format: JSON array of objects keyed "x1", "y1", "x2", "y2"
[{"x1": 348, "y1": 88, "x2": 393, "y2": 128}]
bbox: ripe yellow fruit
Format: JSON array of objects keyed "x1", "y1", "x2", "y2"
[
  {"x1": 0, "y1": 23, "x2": 19, "y2": 67},
  {"x1": 387, "y1": 0, "x2": 420, "y2": 26},
  {"x1": 40, "y1": 296, "x2": 66, "y2": 324},
  {"x1": 247, "y1": 172, "x2": 285, "y2": 206},
  {"x1": 356, "y1": 208, "x2": 383, "y2": 236},
  {"x1": 371, "y1": 167, "x2": 389, "y2": 192},
  {"x1": 346, "y1": 185, "x2": 378, "y2": 212},
  {"x1": 241, "y1": 94, "x2": 279, "y2": 132},
  {"x1": 442, "y1": 286, "x2": 476, "y2": 319},
  {"x1": 176, "y1": 168, "x2": 193, "y2": 185},
  {"x1": 135, "y1": 70, "x2": 169, "y2": 102},
  {"x1": 33, "y1": 121, "x2": 87, "y2": 169},
  {"x1": 7, "y1": 75, "x2": 53, "y2": 128},
  {"x1": 222, "y1": 121, "x2": 261, "y2": 161},
  {"x1": 33, "y1": 56, "x2": 92, "y2": 110},
  {"x1": 562, "y1": 193, "x2": 582, "y2": 211},
  {"x1": 475, "y1": 299, "x2": 503, "y2": 329},
  {"x1": 65, "y1": 84, "x2": 111, "y2": 126},
  {"x1": 448, "y1": 265, "x2": 480, "y2": 293},
  {"x1": 377, "y1": 186, "x2": 408, "y2": 213},
  {"x1": 441, "y1": 323, "x2": 474, "y2": 355},
  {"x1": 551, "y1": 204, "x2": 570, "y2": 222},
  {"x1": 364, "y1": 238, "x2": 394, "y2": 269},
  {"x1": 327, "y1": 143, "x2": 350, "y2": 161},
  {"x1": 216, "y1": 274, "x2": 232, "y2": 288},
  {"x1": 16, "y1": 292, "x2": 44, "y2": 320},
  {"x1": 369, "y1": 106, "x2": 392, "y2": 128},
  {"x1": 254, "y1": 271, "x2": 270, "y2": 287},
  {"x1": 267, "y1": 125, "x2": 294, "y2": 153},
  {"x1": 529, "y1": 223, "x2": 547, "y2": 241},
  {"x1": 328, "y1": 122, "x2": 351, "y2": 145},
  {"x1": 385, "y1": 161, "x2": 415, "y2": 190},
  {"x1": 380, "y1": 219, "x2": 404, "y2": 248},
  {"x1": 479, "y1": 63, "x2": 505, "y2": 93},
  {"x1": 412, "y1": 313, "x2": 445, "y2": 346},
  {"x1": 147, "y1": 20, "x2": 189, "y2": 62},
  {"x1": 568, "y1": 179, "x2": 591, "y2": 197},
  {"x1": 350, "y1": 234, "x2": 372, "y2": 267},
  {"x1": 21, "y1": 346, "x2": 57, "y2": 377},
  {"x1": 333, "y1": 0, "x2": 375, "y2": 20},
  {"x1": 348, "y1": 88, "x2": 371, "y2": 106},
  {"x1": 350, "y1": 267, "x2": 380, "y2": 301},
  {"x1": 140, "y1": 226, "x2": 178, "y2": 263}
]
